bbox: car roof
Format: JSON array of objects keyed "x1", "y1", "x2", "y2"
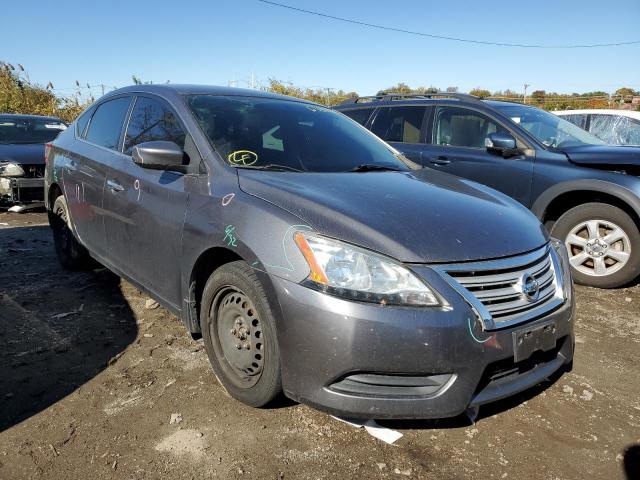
[
  {"x1": 0, "y1": 113, "x2": 64, "y2": 122},
  {"x1": 553, "y1": 109, "x2": 640, "y2": 119},
  {"x1": 103, "y1": 84, "x2": 317, "y2": 105}
]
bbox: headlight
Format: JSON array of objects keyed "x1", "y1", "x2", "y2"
[
  {"x1": 0, "y1": 162, "x2": 25, "y2": 177},
  {"x1": 550, "y1": 237, "x2": 573, "y2": 303},
  {"x1": 294, "y1": 232, "x2": 441, "y2": 306}
]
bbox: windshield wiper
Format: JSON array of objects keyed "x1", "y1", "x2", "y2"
[
  {"x1": 233, "y1": 164, "x2": 304, "y2": 172},
  {"x1": 348, "y1": 164, "x2": 403, "y2": 172}
]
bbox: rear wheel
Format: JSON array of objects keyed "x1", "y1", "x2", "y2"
[
  {"x1": 51, "y1": 195, "x2": 93, "y2": 270},
  {"x1": 200, "y1": 261, "x2": 282, "y2": 407},
  {"x1": 550, "y1": 202, "x2": 640, "y2": 288}
]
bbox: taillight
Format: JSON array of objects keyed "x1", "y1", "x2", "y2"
[{"x1": 44, "y1": 142, "x2": 52, "y2": 163}]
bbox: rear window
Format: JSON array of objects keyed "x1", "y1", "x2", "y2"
[
  {"x1": 85, "y1": 97, "x2": 131, "y2": 150},
  {"x1": 371, "y1": 106, "x2": 427, "y2": 143},
  {"x1": 340, "y1": 108, "x2": 373, "y2": 126},
  {"x1": 0, "y1": 117, "x2": 66, "y2": 144}
]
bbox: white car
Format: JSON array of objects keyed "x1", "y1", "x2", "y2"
[{"x1": 554, "y1": 109, "x2": 640, "y2": 146}]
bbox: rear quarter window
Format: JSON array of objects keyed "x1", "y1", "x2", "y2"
[
  {"x1": 75, "y1": 108, "x2": 93, "y2": 139},
  {"x1": 340, "y1": 108, "x2": 373, "y2": 126}
]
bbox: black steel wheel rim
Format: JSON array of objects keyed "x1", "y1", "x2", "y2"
[{"x1": 209, "y1": 287, "x2": 264, "y2": 388}]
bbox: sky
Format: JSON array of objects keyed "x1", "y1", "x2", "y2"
[{"x1": 2, "y1": 0, "x2": 639, "y2": 98}]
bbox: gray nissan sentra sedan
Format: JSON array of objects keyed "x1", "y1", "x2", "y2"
[{"x1": 44, "y1": 85, "x2": 575, "y2": 419}]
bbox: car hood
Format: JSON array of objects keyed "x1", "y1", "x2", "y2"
[
  {"x1": 562, "y1": 144, "x2": 640, "y2": 167},
  {"x1": 237, "y1": 168, "x2": 548, "y2": 263},
  {"x1": 0, "y1": 143, "x2": 45, "y2": 165}
]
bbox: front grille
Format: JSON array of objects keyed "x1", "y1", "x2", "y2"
[{"x1": 439, "y1": 246, "x2": 564, "y2": 329}]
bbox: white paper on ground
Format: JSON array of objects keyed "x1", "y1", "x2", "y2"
[
  {"x1": 330, "y1": 416, "x2": 403, "y2": 444},
  {"x1": 330, "y1": 415, "x2": 366, "y2": 428},
  {"x1": 364, "y1": 419, "x2": 403, "y2": 444}
]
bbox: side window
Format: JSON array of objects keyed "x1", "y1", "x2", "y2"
[
  {"x1": 589, "y1": 114, "x2": 620, "y2": 144},
  {"x1": 433, "y1": 106, "x2": 506, "y2": 149},
  {"x1": 341, "y1": 108, "x2": 373, "y2": 126},
  {"x1": 590, "y1": 115, "x2": 640, "y2": 145},
  {"x1": 75, "y1": 108, "x2": 92, "y2": 139},
  {"x1": 124, "y1": 96, "x2": 186, "y2": 155},
  {"x1": 562, "y1": 114, "x2": 587, "y2": 130},
  {"x1": 371, "y1": 106, "x2": 427, "y2": 143},
  {"x1": 85, "y1": 97, "x2": 131, "y2": 150},
  {"x1": 617, "y1": 117, "x2": 640, "y2": 145}
]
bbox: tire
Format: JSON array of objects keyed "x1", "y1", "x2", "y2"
[
  {"x1": 200, "y1": 261, "x2": 282, "y2": 407},
  {"x1": 51, "y1": 195, "x2": 93, "y2": 270},
  {"x1": 550, "y1": 202, "x2": 640, "y2": 288}
]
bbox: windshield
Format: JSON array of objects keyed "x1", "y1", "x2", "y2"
[
  {"x1": 186, "y1": 95, "x2": 414, "y2": 172},
  {"x1": 494, "y1": 104, "x2": 605, "y2": 149},
  {"x1": 0, "y1": 117, "x2": 66, "y2": 144}
]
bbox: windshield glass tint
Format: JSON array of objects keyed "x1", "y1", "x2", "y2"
[
  {"x1": 187, "y1": 95, "x2": 411, "y2": 172},
  {"x1": 495, "y1": 104, "x2": 605, "y2": 148},
  {"x1": 0, "y1": 117, "x2": 66, "y2": 144}
]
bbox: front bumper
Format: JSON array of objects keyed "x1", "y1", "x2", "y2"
[
  {"x1": 272, "y1": 266, "x2": 574, "y2": 420},
  {"x1": 0, "y1": 177, "x2": 44, "y2": 205}
]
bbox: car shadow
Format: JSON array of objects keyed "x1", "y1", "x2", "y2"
[
  {"x1": 0, "y1": 224, "x2": 137, "y2": 432},
  {"x1": 623, "y1": 444, "x2": 640, "y2": 480}
]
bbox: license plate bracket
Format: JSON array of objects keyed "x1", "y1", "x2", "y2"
[{"x1": 512, "y1": 321, "x2": 557, "y2": 363}]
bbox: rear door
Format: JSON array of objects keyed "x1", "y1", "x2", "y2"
[
  {"x1": 369, "y1": 105, "x2": 429, "y2": 164},
  {"x1": 102, "y1": 94, "x2": 194, "y2": 307},
  {"x1": 421, "y1": 105, "x2": 535, "y2": 206},
  {"x1": 63, "y1": 96, "x2": 132, "y2": 258}
]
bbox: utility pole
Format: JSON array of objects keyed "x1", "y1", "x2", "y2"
[
  {"x1": 101, "y1": 84, "x2": 105, "y2": 96},
  {"x1": 523, "y1": 83, "x2": 530, "y2": 104}
]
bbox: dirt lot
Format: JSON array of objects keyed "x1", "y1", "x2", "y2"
[{"x1": 0, "y1": 211, "x2": 638, "y2": 480}]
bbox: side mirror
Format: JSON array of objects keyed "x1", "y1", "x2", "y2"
[
  {"x1": 132, "y1": 141, "x2": 184, "y2": 170},
  {"x1": 486, "y1": 132, "x2": 521, "y2": 158}
]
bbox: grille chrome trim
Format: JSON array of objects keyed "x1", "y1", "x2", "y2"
[{"x1": 433, "y1": 245, "x2": 566, "y2": 331}]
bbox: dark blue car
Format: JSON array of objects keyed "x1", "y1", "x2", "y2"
[{"x1": 335, "y1": 93, "x2": 640, "y2": 288}]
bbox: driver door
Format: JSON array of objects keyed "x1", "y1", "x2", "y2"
[{"x1": 421, "y1": 105, "x2": 535, "y2": 207}]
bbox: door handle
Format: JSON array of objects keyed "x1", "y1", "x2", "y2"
[
  {"x1": 106, "y1": 179, "x2": 124, "y2": 193},
  {"x1": 428, "y1": 156, "x2": 451, "y2": 166}
]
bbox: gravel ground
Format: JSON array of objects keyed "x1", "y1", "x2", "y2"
[{"x1": 0, "y1": 211, "x2": 638, "y2": 480}]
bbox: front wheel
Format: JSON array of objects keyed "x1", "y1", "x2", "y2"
[
  {"x1": 200, "y1": 261, "x2": 282, "y2": 407},
  {"x1": 550, "y1": 202, "x2": 640, "y2": 288}
]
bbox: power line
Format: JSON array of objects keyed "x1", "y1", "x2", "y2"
[{"x1": 257, "y1": 0, "x2": 640, "y2": 49}]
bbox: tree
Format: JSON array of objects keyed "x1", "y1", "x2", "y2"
[
  {"x1": 0, "y1": 61, "x2": 92, "y2": 122},
  {"x1": 378, "y1": 82, "x2": 413, "y2": 94},
  {"x1": 469, "y1": 88, "x2": 491, "y2": 98},
  {"x1": 531, "y1": 90, "x2": 546, "y2": 103},
  {"x1": 445, "y1": 86, "x2": 459, "y2": 93},
  {"x1": 132, "y1": 75, "x2": 152, "y2": 85},
  {"x1": 615, "y1": 87, "x2": 637, "y2": 96},
  {"x1": 265, "y1": 79, "x2": 358, "y2": 106}
]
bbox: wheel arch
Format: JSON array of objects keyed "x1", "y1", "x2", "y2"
[
  {"x1": 185, "y1": 247, "x2": 244, "y2": 335},
  {"x1": 532, "y1": 180, "x2": 640, "y2": 232}
]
